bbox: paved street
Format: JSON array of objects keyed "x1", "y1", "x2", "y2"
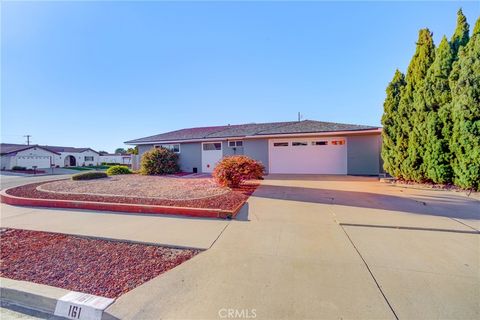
[
  {"x1": 0, "y1": 169, "x2": 78, "y2": 190},
  {"x1": 1, "y1": 175, "x2": 479, "y2": 319}
]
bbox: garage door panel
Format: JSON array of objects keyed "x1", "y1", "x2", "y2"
[
  {"x1": 16, "y1": 156, "x2": 51, "y2": 169},
  {"x1": 269, "y1": 138, "x2": 347, "y2": 174}
]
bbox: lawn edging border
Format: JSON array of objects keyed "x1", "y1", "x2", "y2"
[
  {"x1": 0, "y1": 188, "x2": 244, "y2": 219},
  {"x1": 0, "y1": 277, "x2": 119, "y2": 320}
]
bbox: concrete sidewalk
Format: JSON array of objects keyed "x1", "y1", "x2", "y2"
[
  {"x1": 107, "y1": 175, "x2": 479, "y2": 319},
  {"x1": 0, "y1": 204, "x2": 229, "y2": 250}
]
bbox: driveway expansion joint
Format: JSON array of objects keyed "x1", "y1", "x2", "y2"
[
  {"x1": 338, "y1": 224, "x2": 399, "y2": 320},
  {"x1": 339, "y1": 223, "x2": 480, "y2": 234},
  {"x1": 328, "y1": 206, "x2": 399, "y2": 320}
]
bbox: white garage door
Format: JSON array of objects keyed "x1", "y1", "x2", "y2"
[
  {"x1": 15, "y1": 156, "x2": 51, "y2": 169},
  {"x1": 269, "y1": 137, "x2": 347, "y2": 174}
]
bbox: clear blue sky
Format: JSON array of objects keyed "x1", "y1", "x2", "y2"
[{"x1": 1, "y1": 1, "x2": 479, "y2": 152}]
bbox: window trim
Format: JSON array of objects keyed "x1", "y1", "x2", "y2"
[
  {"x1": 312, "y1": 141, "x2": 328, "y2": 146},
  {"x1": 228, "y1": 140, "x2": 243, "y2": 147},
  {"x1": 292, "y1": 141, "x2": 308, "y2": 146},
  {"x1": 202, "y1": 142, "x2": 222, "y2": 151},
  {"x1": 155, "y1": 144, "x2": 181, "y2": 153},
  {"x1": 273, "y1": 142, "x2": 289, "y2": 147}
]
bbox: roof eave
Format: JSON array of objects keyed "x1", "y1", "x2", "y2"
[{"x1": 125, "y1": 128, "x2": 382, "y2": 145}]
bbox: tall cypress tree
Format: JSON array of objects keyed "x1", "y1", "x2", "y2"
[
  {"x1": 451, "y1": 9, "x2": 470, "y2": 56},
  {"x1": 474, "y1": 16, "x2": 480, "y2": 35},
  {"x1": 449, "y1": 17, "x2": 480, "y2": 190},
  {"x1": 399, "y1": 29, "x2": 436, "y2": 181},
  {"x1": 422, "y1": 36, "x2": 455, "y2": 183},
  {"x1": 381, "y1": 70, "x2": 406, "y2": 177}
]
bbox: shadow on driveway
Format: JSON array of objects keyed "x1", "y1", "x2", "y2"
[{"x1": 252, "y1": 184, "x2": 480, "y2": 220}]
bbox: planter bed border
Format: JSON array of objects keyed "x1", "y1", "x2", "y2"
[{"x1": 1, "y1": 188, "x2": 244, "y2": 219}]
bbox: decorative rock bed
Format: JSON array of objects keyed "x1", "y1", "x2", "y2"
[
  {"x1": 1, "y1": 175, "x2": 257, "y2": 218},
  {"x1": 0, "y1": 228, "x2": 200, "y2": 298}
]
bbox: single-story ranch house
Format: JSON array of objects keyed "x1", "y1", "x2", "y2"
[
  {"x1": 126, "y1": 120, "x2": 383, "y2": 175},
  {"x1": 0, "y1": 143, "x2": 100, "y2": 170}
]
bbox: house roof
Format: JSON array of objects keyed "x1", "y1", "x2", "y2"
[
  {"x1": 125, "y1": 120, "x2": 380, "y2": 144},
  {"x1": 0, "y1": 143, "x2": 97, "y2": 156},
  {"x1": 40, "y1": 145, "x2": 99, "y2": 154},
  {"x1": 99, "y1": 153, "x2": 132, "y2": 157},
  {"x1": 0, "y1": 144, "x2": 61, "y2": 156}
]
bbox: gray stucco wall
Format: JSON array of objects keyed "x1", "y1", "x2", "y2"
[
  {"x1": 347, "y1": 134, "x2": 381, "y2": 175},
  {"x1": 137, "y1": 143, "x2": 202, "y2": 173},
  {"x1": 137, "y1": 144, "x2": 154, "y2": 157},
  {"x1": 178, "y1": 142, "x2": 202, "y2": 173},
  {"x1": 243, "y1": 139, "x2": 269, "y2": 173},
  {"x1": 222, "y1": 141, "x2": 244, "y2": 157}
]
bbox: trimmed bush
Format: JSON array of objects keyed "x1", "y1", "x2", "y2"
[
  {"x1": 106, "y1": 165, "x2": 132, "y2": 175},
  {"x1": 140, "y1": 147, "x2": 180, "y2": 175},
  {"x1": 72, "y1": 171, "x2": 108, "y2": 181},
  {"x1": 213, "y1": 155, "x2": 265, "y2": 188},
  {"x1": 12, "y1": 166, "x2": 27, "y2": 171}
]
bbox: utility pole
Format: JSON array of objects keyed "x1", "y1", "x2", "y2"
[
  {"x1": 24, "y1": 135, "x2": 32, "y2": 145},
  {"x1": 297, "y1": 112, "x2": 303, "y2": 122}
]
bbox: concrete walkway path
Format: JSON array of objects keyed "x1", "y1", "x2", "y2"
[
  {"x1": 107, "y1": 175, "x2": 479, "y2": 320},
  {"x1": 0, "y1": 204, "x2": 229, "y2": 250}
]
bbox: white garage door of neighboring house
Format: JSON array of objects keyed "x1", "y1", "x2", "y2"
[
  {"x1": 269, "y1": 137, "x2": 347, "y2": 174},
  {"x1": 15, "y1": 156, "x2": 51, "y2": 169}
]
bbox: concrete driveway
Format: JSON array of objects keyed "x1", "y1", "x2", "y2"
[
  {"x1": 1, "y1": 175, "x2": 479, "y2": 319},
  {"x1": 107, "y1": 175, "x2": 479, "y2": 320}
]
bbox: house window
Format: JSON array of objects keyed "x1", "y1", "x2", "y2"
[
  {"x1": 203, "y1": 143, "x2": 222, "y2": 151},
  {"x1": 84, "y1": 156, "x2": 94, "y2": 161},
  {"x1": 228, "y1": 141, "x2": 243, "y2": 147},
  {"x1": 292, "y1": 142, "x2": 308, "y2": 146},
  {"x1": 273, "y1": 142, "x2": 289, "y2": 147},
  {"x1": 312, "y1": 141, "x2": 328, "y2": 146},
  {"x1": 157, "y1": 144, "x2": 180, "y2": 153},
  {"x1": 331, "y1": 140, "x2": 345, "y2": 145}
]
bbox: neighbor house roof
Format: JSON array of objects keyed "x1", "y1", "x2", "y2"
[
  {"x1": 125, "y1": 120, "x2": 380, "y2": 144},
  {"x1": 40, "y1": 145, "x2": 99, "y2": 154},
  {"x1": 0, "y1": 143, "x2": 97, "y2": 155},
  {"x1": 99, "y1": 153, "x2": 132, "y2": 157},
  {"x1": 0, "y1": 144, "x2": 61, "y2": 156}
]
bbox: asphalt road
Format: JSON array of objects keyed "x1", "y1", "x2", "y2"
[{"x1": 0, "y1": 169, "x2": 78, "y2": 190}]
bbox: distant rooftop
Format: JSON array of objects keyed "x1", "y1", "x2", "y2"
[
  {"x1": 0, "y1": 143, "x2": 97, "y2": 155},
  {"x1": 125, "y1": 120, "x2": 380, "y2": 144}
]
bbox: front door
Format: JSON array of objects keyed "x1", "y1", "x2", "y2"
[{"x1": 201, "y1": 142, "x2": 223, "y2": 173}]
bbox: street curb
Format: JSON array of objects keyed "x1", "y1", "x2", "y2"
[
  {"x1": 1, "y1": 188, "x2": 244, "y2": 219},
  {"x1": 0, "y1": 278, "x2": 119, "y2": 320}
]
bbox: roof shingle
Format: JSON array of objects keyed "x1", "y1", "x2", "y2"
[{"x1": 125, "y1": 120, "x2": 379, "y2": 144}]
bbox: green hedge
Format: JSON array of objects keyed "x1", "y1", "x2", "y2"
[
  {"x1": 106, "y1": 165, "x2": 132, "y2": 175},
  {"x1": 12, "y1": 166, "x2": 27, "y2": 171},
  {"x1": 140, "y1": 147, "x2": 179, "y2": 175},
  {"x1": 72, "y1": 171, "x2": 108, "y2": 181}
]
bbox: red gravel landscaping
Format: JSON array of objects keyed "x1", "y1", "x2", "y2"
[
  {"x1": 5, "y1": 179, "x2": 258, "y2": 211},
  {"x1": 0, "y1": 229, "x2": 200, "y2": 298}
]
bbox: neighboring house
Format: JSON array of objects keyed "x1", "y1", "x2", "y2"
[
  {"x1": 99, "y1": 153, "x2": 132, "y2": 165},
  {"x1": 125, "y1": 120, "x2": 383, "y2": 175},
  {"x1": 0, "y1": 143, "x2": 100, "y2": 169},
  {"x1": 44, "y1": 145, "x2": 100, "y2": 167},
  {"x1": 1, "y1": 144, "x2": 60, "y2": 170}
]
